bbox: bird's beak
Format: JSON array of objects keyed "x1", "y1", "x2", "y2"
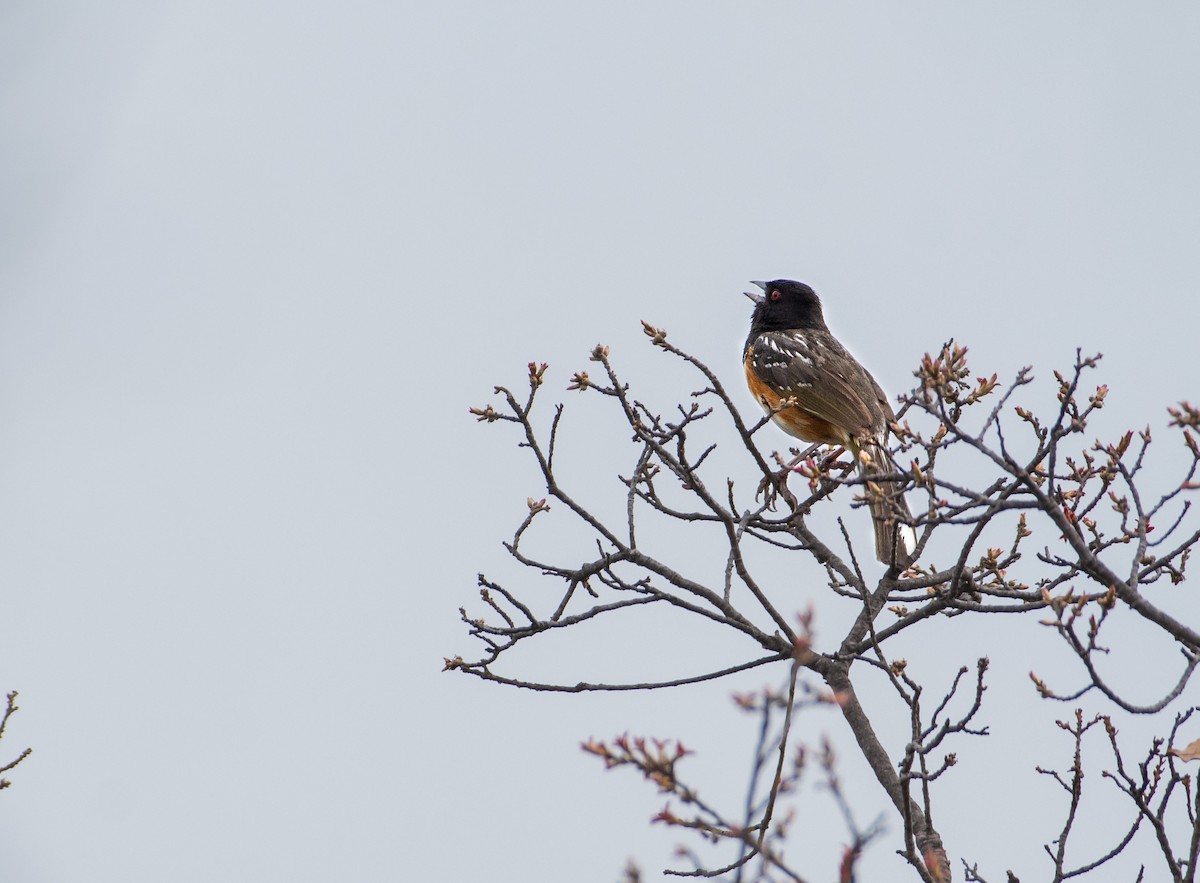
[{"x1": 744, "y1": 281, "x2": 767, "y2": 304}]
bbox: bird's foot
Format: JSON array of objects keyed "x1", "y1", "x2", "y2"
[
  {"x1": 756, "y1": 468, "x2": 798, "y2": 510},
  {"x1": 821, "y1": 446, "x2": 855, "y2": 475},
  {"x1": 757, "y1": 447, "x2": 822, "y2": 509}
]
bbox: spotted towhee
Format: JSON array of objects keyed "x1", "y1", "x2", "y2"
[{"x1": 744, "y1": 279, "x2": 917, "y2": 569}]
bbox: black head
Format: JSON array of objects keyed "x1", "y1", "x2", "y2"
[{"x1": 745, "y1": 279, "x2": 826, "y2": 333}]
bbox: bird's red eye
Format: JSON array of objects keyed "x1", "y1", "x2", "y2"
[{"x1": 770, "y1": 290, "x2": 782, "y2": 302}]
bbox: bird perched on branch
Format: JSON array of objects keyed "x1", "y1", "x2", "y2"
[{"x1": 743, "y1": 279, "x2": 917, "y2": 569}]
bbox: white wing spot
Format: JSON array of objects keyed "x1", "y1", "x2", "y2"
[{"x1": 779, "y1": 332, "x2": 814, "y2": 365}]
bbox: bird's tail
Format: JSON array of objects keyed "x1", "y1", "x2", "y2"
[{"x1": 857, "y1": 437, "x2": 917, "y2": 570}]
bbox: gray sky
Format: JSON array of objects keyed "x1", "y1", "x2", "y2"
[{"x1": 1, "y1": 3, "x2": 1198, "y2": 881}]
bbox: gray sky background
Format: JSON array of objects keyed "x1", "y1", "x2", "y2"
[{"x1": 1, "y1": 4, "x2": 1198, "y2": 881}]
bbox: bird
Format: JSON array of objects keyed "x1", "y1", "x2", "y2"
[{"x1": 743, "y1": 279, "x2": 917, "y2": 569}]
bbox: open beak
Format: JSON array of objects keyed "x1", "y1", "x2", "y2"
[{"x1": 744, "y1": 281, "x2": 767, "y2": 304}]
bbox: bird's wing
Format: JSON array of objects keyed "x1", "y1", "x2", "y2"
[{"x1": 748, "y1": 329, "x2": 878, "y2": 438}]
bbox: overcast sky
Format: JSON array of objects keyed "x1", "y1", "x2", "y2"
[{"x1": 1, "y1": 4, "x2": 1198, "y2": 881}]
